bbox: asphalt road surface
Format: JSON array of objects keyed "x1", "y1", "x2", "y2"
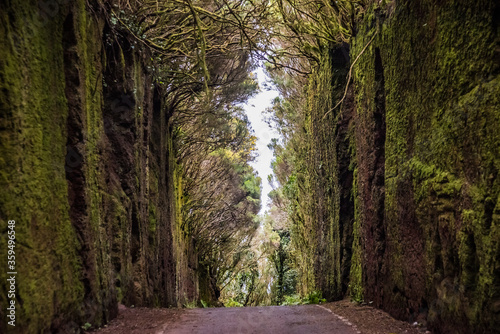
[{"x1": 161, "y1": 305, "x2": 361, "y2": 334}]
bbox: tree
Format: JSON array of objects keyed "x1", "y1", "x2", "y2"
[{"x1": 103, "y1": 0, "x2": 269, "y2": 303}]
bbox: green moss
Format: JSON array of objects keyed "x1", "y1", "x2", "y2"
[
  {"x1": 349, "y1": 0, "x2": 500, "y2": 331},
  {"x1": 349, "y1": 168, "x2": 364, "y2": 303},
  {"x1": 0, "y1": 1, "x2": 85, "y2": 332},
  {"x1": 2, "y1": 0, "x2": 203, "y2": 330}
]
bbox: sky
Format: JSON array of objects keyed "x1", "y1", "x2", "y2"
[{"x1": 244, "y1": 67, "x2": 279, "y2": 214}]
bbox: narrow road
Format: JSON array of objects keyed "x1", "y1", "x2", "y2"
[{"x1": 161, "y1": 305, "x2": 360, "y2": 334}]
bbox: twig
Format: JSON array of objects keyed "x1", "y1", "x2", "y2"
[{"x1": 322, "y1": 31, "x2": 378, "y2": 120}]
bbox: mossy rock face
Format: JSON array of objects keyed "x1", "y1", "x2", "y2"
[
  {"x1": 0, "y1": 1, "x2": 84, "y2": 333},
  {"x1": 286, "y1": 43, "x2": 357, "y2": 301},
  {"x1": 292, "y1": 0, "x2": 499, "y2": 332},
  {"x1": 0, "y1": 0, "x2": 199, "y2": 332},
  {"x1": 349, "y1": 0, "x2": 500, "y2": 332}
]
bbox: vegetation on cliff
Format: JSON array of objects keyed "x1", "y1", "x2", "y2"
[
  {"x1": 1, "y1": 0, "x2": 499, "y2": 333},
  {"x1": 0, "y1": 0, "x2": 264, "y2": 331}
]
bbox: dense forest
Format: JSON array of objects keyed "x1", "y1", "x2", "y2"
[{"x1": 0, "y1": 0, "x2": 499, "y2": 333}]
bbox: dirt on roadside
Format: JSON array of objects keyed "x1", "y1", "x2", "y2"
[
  {"x1": 91, "y1": 304, "x2": 185, "y2": 334},
  {"x1": 322, "y1": 299, "x2": 430, "y2": 334}
]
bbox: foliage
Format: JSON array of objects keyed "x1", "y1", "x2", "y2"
[
  {"x1": 105, "y1": 0, "x2": 271, "y2": 113},
  {"x1": 98, "y1": 0, "x2": 269, "y2": 307},
  {"x1": 102, "y1": 0, "x2": 371, "y2": 307},
  {"x1": 281, "y1": 294, "x2": 302, "y2": 306},
  {"x1": 280, "y1": 291, "x2": 326, "y2": 305},
  {"x1": 303, "y1": 291, "x2": 326, "y2": 305},
  {"x1": 183, "y1": 300, "x2": 199, "y2": 309},
  {"x1": 224, "y1": 298, "x2": 244, "y2": 307},
  {"x1": 268, "y1": 228, "x2": 297, "y2": 304},
  {"x1": 82, "y1": 322, "x2": 92, "y2": 331},
  {"x1": 262, "y1": 0, "x2": 365, "y2": 306}
]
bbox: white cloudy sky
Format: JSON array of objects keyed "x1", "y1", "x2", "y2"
[{"x1": 243, "y1": 67, "x2": 279, "y2": 214}]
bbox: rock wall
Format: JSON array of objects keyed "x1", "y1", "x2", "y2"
[
  {"x1": 291, "y1": 43, "x2": 356, "y2": 301},
  {"x1": 0, "y1": 1, "x2": 197, "y2": 332},
  {"x1": 353, "y1": 1, "x2": 500, "y2": 332},
  {"x1": 299, "y1": 0, "x2": 500, "y2": 332}
]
